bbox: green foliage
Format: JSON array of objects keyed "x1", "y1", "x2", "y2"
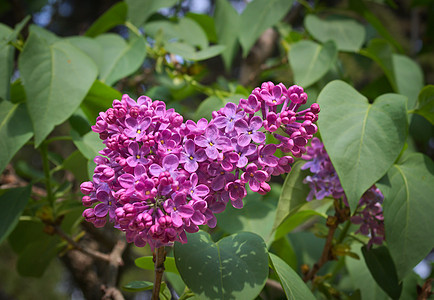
[
  {"x1": 19, "y1": 31, "x2": 98, "y2": 147},
  {"x1": 135, "y1": 256, "x2": 179, "y2": 275},
  {"x1": 304, "y1": 15, "x2": 366, "y2": 52},
  {"x1": 269, "y1": 253, "x2": 316, "y2": 300},
  {"x1": 239, "y1": 0, "x2": 294, "y2": 56},
  {"x1": 377, "y1": 152, "x2": 434, "y2": 279},
  {"x1": 413, "y1": 85, "x2": 434, "y2": 124},
  {"x1": 0, "y1": 186, "x2": 31, "y2": 244},
  {"x1": 174, "y1": 231, "x2": 269, "y2": 299},
  {"x1": 317, "y1": 80, "x2": 408, "y2": 211},
  {"x1": 289, "y1": 40, "x2": 337, "y2": 88},
  {"x1": 361, "y1": 246, "x2": 402, "y2": 299}
]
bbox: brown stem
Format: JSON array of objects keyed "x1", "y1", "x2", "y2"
[
  {"x1": 417, "y1": 278, "x2": 433, "y2": 300},
  {"x1": 54, "y1": 225, "x2": 112, "y2": 263},
  {"x1": 303, "y1": 216, "x2": 338, "y2": 282},
  {"x1": 152, "y1": 247, "x2": 166, "y2": 300}
]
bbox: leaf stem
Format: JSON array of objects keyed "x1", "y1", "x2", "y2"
[
  {"x1": 45, "y1": 135, "x2": 73, "y2": 144},
  {"x1": 39, "y1": 142, "x2": 54, "y2": 207},
  {"x1": 152, "y1": 246, "x2": 166, "y2": 300}
]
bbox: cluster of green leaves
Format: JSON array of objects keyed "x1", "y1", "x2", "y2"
[{"x1": 0, "y1": 0, "x2": 433, "y2": 299}]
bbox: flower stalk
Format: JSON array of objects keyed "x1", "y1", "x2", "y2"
[{"x1": 152, "y1": 246, "x2": 166, "y2": 300}]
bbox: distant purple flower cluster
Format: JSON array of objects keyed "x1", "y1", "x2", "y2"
[
  {"x1": 301, "y1": 138, "x2": 385, "y2": 247},
  {"x1": 80, "y1": 82, "x2": 319, "y2": 249}
]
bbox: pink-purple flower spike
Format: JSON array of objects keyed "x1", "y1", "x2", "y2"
[
  {"x1": 302, "y1": 138, "x2": 385, "y2": 248},
  {"x1": 80, "y1": 82, "x2": 320, "y2": 249}
]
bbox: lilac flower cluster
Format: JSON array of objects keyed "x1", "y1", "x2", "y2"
[
  {"x1": 301, "y1": 138, "x2": 385, "y2": 247},
  {"x1": 80, "y1": 82, "x2": 319, "y2": 249}
]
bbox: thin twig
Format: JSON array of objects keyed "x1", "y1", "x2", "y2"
[
  {"x1": 152, "y1": 247, "x2": 166, "y2": 300},
  {"x1": 303, "y1": 216, "x2": 338, "y2": 282},
  {"x1": 54, "y1": 225, "x2": 112, "y2": 263}
]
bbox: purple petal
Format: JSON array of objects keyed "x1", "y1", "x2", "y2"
[
  {"x1": 254, "y1": 170, "x2": 268, "y2": 182},
  {"x1": 118, "y1": 174, "x2": 135, "y2": 189},
  {"x1": 125, "y1": 117, "x2": 138, "y2": 129},
  {"x1": 171, "y1": 212, "x2": 183, "y2": 227},
  {"x1": 251, "y1": 131, "x2": 266, "y2": 144},
  {"x1": 211, "y1": 175, "x2": 225, "y2": 191},
  {"x1": 149, "y1": 164, "x2": 163, "y2": 177},
  {"x1": 234, "y1": 119, "x2": 248, "y2": 134},
  {"x1": 94, "y1": 203, "x2": 108, "y2": 218},
  {"x1": 178, "y1": 205, "x2": 194, "y2": 218},
  {"x1": 238, "y1": 134, "x2": 251, "y2": 147},
  {"x1": 195, "y1": 184, "x2": 210, "y2": 197},
  {"x1": 249, "y1": 116, "x2": 263, "y2": 130},
  {"x1": 128, "y1": 142, "x2": 139, "y2": 155},
  {"x1": 237, "y1": 156, "x2": 248, "y2": 168},
  {"x1": 194, "y1": 136, "x2": 209, "y2": 148},
  {"x1": 213, "y1": 116, "x2": 228, "y2": 128},
  {"x1": 205, "y1": 147, "x2": 218, "y2": 160},
  {"x1": 249, "y1": 179, "x2": 260, "y2": 192},
  {"x1": 191, "y1": 212, "x2": 206, "y2": 225},
  {"x1": 231, "y1": 198, "x2": 244, "y2": 209},
  {"x1": 185, "y1": 139, "x2": 195, "y2": 155},
  {"x1": 126, "y1": 156, "x2": 138, "y2": 167},
  {"x1": 184, "y1": 160, "x2": 198, "y2": 173},
  {"x1": 163, "y1": 154, "x2": 179, "y2": 171}
]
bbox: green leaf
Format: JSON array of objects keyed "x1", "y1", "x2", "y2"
[
  {"x1": 125, "y1": 0, "x2": 178, "y2": 27},
  {"x1": 65, "y1": 36, "x2": 102, "y2": 72},
  {"x1": 0, "y1": 24, "x2": 14, "y2": 101},
  {"x1": 62, "y1": 150, "x2": 89, "y2": 183},
  {"x1": 165, "y1": 42, "x2": 225, "y2": 61},
  {"x1": 0, "y1": 186, "x2": 31, "y2": 244},
  {"x1": 95, "y1": 34, "x2": 146, "y2": 86},
  {"x1": 413, "y1": 85, "x2": 434, "y2": 125},
  {"x1": 186, "y1": 13, "x2": 218, "y2": 43},
  {"x1": 71, "y1": 129, "x2": 102, "y2": 161},
  {"x1": 174, "y1": 231, "x2": 269, "y2": 300},
  {"x1": 393, "y1": 54, "x2": 424, "y2": 109},
  {"x1": 144, "y1": 18, "x2": 208, "y2": 50},
  {"x1": 377, "y1": 152, "x2": 434, "y2": 279},
  {"x1": 19, "y1": 33, "x2": 98, "y2": 147},
  {"x1": 122, "y1": 281, "x2": 153, "y2": 292},
  {"x1": 135, "y1": 256, "x2": 179, "y2": 275},
  {"x1": 274, "y1": 208, "x2": 328, "y2": 241},
  {"x1": 16, "y1": 235, "x2": 60, "y2": 277},
  {"x1": 362, "y1": 246, "x2": 402, "y2": 299},
  {"x1": 81, "y1": 80, "x2": 122, "y2": 122},
  {"x1": 217, "y1": 195, "x2": 276, "y2": 242},
  {"x1": 317, "y1": 80, "x2": 407, "y2": 211},
  {"x1": 269, "y1": 236, "x2": 298, "y2": 270},
  {"x1": 85, "y1": 2, "x2": 127, "y2": 37},
  {"x1": 272, "y1": 161, "x2": 311, "y2": 232},
  {"x1": 214, "y1": 0, "x2": 240, "y2": 70},
  {"x1": 269, "y1": 253, "x2": 316, "y2": 300},
  {"x1": 0, "y1": 101, "x2": 34, "y2": 173},
  {"x1": 304, "y1": 14, "x2": 366, "y2": 52},
  {"x1": 289, "y1": 40, "x2": 337, "y2": 88},
  {"x1": 360, "y1": 39, "x2": 397, "y2": 92},
  {"x1": 28, "y1": 24, "x2": 60, "y2": 44},
  {"x1": 239, "y1": 0, "x2": 294, "y2": 56},
  {"x1": 8, "y1": 220, "x2": 45, "y2": 253},
  {"x1": 346, "y1": 245, "x2": 389, "y2": 300},
  {"x1": 349, "y1": 0, "x2": 403, "y2": 53},
  {"x1": 195, "y1": 96, "x2": 226, "y2": 121}
]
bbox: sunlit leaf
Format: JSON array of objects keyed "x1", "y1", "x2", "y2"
[
  {"x1": 19, "y1": 31, "x2": 98, "y2": 147},
  {"x1": 174, "y1": 231, "x2": 268, "y2": 299},
  {"x1": 317, "y1": 80, "x2": 407, "y2": 211}
]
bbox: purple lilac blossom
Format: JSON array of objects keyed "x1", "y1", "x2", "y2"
[
  {"x1": 302, "y1": 138, "x2": 385, "y2": 248},
  {"x1": 81, "y1": 82, "x2": 320, "y2": 249}
]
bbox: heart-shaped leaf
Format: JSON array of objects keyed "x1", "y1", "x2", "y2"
[
  {"x1": 85, "y1": 2, "x2": 127, "y2": 37},
  {"x1": 165, "y1": 42, "x2": 225, "y2": 61},
  {"x1": 122, "y1": 281, "x2": 153, "y2": 292},
  {"x1": 317, "y1": 80, "x2": 407, "y2": 211},
  {"x1": 289, "y1": 40, "x2": 337, "y2": 88},
  {"x1": 19, "y1": 31, "x2": 98, "y2": 147},
  {"x1": 269, "y1": 253, "x2": 316, "y2": 300},
  {"x1": 304, "y1": 14, "x2": 365, "y2": 52},
  {"x1": 377, "y1": 152, "x2": 434, "y2": 279},
  {"x1": 174, "y1": 231, "x2": 269, "y2": 300},
  {"x1": 126, "y1": 0, "x2": 178, "y2": 27}
]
